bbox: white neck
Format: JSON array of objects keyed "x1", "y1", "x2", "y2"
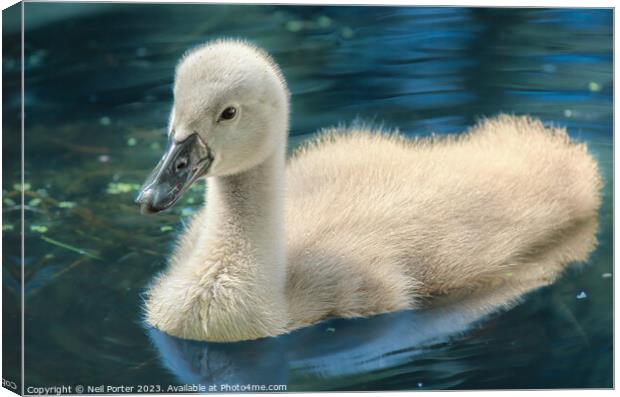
[
  {"x1": 198, "y1": 143, "x2": 289, "y2": 339},
  {"x1": 205, "y1": 145, "x2": 287, "y2": 272}
]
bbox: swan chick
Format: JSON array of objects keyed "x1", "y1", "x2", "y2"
[{"x1": 137, "y1": 39, "x2": 602, "y2": 342}]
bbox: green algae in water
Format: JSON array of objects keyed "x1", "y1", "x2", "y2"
[
  {"x1": 30, "y1": 225, "x2": 48, "y2": 233},
  {"x1": 106, "y1": 182, "x2": 140, "y2": 194},
  {"x1": 286, "y1": 20, "x2": 303, "y2": 32},
  {"x1": 13, "y1": 182, "x2": 31, "y2": 191},
  {"x1": 317, "y1": 15, "x2": 332, "y2": 28},
  {"x1": 340, "y1": 26, "x2": 354, "y2": 39},
  {"x1": 28, "y1": 198, "x2": 42, "y2": 207},
  {"x1": 58, "y1": 201, "x2": 77, "y2": 209}
]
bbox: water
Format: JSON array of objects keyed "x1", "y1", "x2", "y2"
[{"x1": 2, "y1": 4, "x2": 612, "y2": 391}]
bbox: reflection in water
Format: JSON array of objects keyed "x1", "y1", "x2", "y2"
[
  {"x1": 148, "y1": 279, "x2": 553, "y2": 390},
  {"x1": 149, "y1": 329, "x2": 289, "y2": 387}
]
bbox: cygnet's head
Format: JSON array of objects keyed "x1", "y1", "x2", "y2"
[{"x1": 136, "y1": 39, "x2": 289, "y2": 214}]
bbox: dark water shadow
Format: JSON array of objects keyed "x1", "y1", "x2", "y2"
[{"x1": 146, "y1": 283, "x2": 533, "y2": 390}]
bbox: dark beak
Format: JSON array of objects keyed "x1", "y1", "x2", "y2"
[{"x1": 135, "y1": 134, "x2": 213, "y2": 214}]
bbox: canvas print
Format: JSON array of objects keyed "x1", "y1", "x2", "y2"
[{"x1": 2, "y1": 2, "x2": 613, "y2": 393}]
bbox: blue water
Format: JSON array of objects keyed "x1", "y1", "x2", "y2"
[{"x1": 2, "y1": 4, "x2": 612, "y2": 391}]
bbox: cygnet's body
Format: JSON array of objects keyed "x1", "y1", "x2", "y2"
[{"x1": 138, "y1": 40, "x2": 601, "y2": 342}]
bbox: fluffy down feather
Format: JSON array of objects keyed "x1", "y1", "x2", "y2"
[{"x1": 144, "y1": 40, "x2": 601, "y2": 342}]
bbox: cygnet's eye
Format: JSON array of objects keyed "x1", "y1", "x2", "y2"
[{"x1": 219, "y1": 106, "x2": 237, "y2": 121}]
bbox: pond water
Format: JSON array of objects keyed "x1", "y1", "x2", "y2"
[{"x1": 2, "y1": 4, "x2": 613, "y2": 391}]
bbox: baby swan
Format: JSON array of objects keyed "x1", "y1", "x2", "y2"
[{"x1": 137, "y1": 39, "x2": 602, "y2": 342}]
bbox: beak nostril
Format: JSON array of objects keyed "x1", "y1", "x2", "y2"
[
  {"x1": 175, "y1": 158, "x2": 188, "y2": 171},
  {"x1": 137, "y1": 133, "x2": 212, "y2": 215}
]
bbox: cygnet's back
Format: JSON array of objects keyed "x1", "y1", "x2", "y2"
[{"x1": 285, "y1": 114, "x2": 601, "y2": 328}]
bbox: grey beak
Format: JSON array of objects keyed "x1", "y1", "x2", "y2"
[{"x1": 136, "y1": 134, "x2": 213, "y2": 214}]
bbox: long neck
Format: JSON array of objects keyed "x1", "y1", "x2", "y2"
[
  {"x1": 205, "y1": 146, "x2": 287, "y2": 270},
  {"x1": 200, "y1": 142, "x2": 289, "y2": 338},
  {"x1": 149, "y1": 140, "x2": 290, "y2": 341}
]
